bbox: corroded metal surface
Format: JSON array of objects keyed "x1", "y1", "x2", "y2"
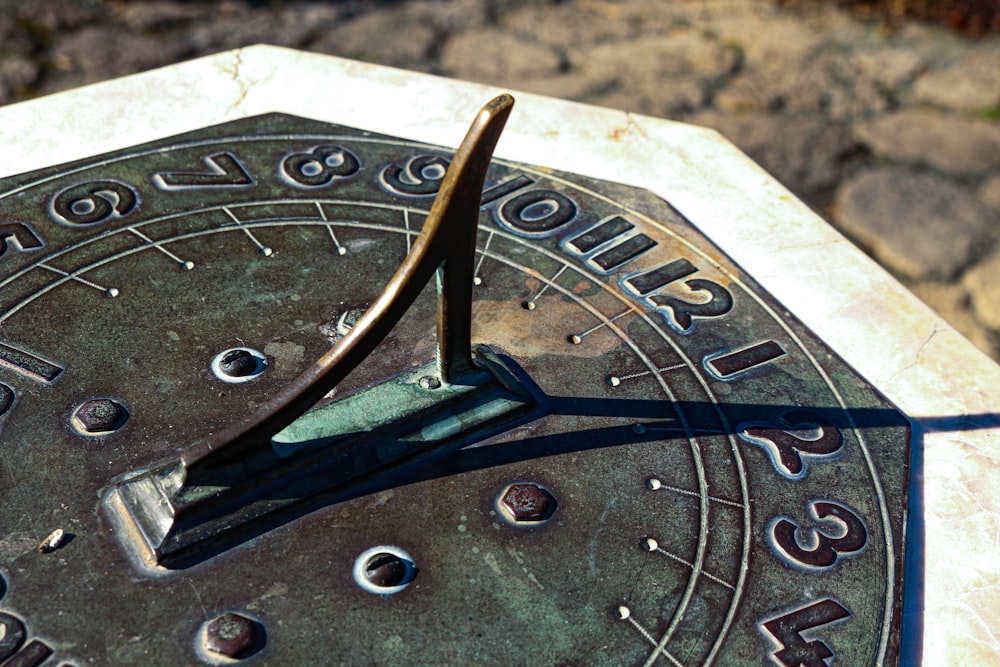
[{"x1": 0, "y1": 109, "x2": 908, "y2": 665}]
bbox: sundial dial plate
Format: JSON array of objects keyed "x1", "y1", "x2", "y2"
[{"x1": 0, "y1": 46, "x2": 997, "y2": 665}]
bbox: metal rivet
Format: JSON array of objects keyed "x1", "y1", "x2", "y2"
[
  {"x1": 202, "y1": 612, "x2": 260, "y2": 660},
  {"x1": 72, "y1": 398, "x2": 128, "y2": 434},
  {"x1": 219, "y1": 349, "x2": 257, "y2": 378},
  {"x1": 353, "y1": 545, "x2": 417, "y2": 595},
  {"x1": 419, "y1": 375, "x2": 441, "y2": 390},
  {"x1": 210, "y1": 347, "x2": 267, "y2": 384},
  {"x1": 498, "y1": 482, "x2": 556, "y2": 524},
  {"x1": 364, "y1": 553, "x2": 410, "y2": 588}
]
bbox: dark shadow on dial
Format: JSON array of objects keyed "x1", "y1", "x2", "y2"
[{"x1": 134, "y1": 381, "x2": 999, "y2": 667}]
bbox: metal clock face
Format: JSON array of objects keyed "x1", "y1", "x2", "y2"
[{"x1": 0, "y1": 112, "x2": 908, "y2": 665}]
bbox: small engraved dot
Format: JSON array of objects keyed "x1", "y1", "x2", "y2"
[
  {"x1": 568, "y1": 334, "x2": 582, "y2": 345},
  {"x1": 522, "y1": 301, "x2": 536, "y2": 311},
  {"x1": 336, "y1": 247, "x2": 347, "y2": 256},
  {"x1": 615, "y1": 606, "x2": 631, "y2": 620},
  {"x1": 646, "y1": 478, "x2": 662, "y2": 490},
  {"x1": 105, "y1": 288, "x2": 119, "y2": 297},
  {"x1": 260, "y1": 247, "x2": 274, "y2": 257},
  {"x1": 632, "y1": 424, "x2": 647, "y2": 435},
  {"x1": 473, "y1": 277, "x2": 482, "y2": 286},
  {"x1": 644, "y1": 537, "x2": 658, "y2": 552},
  {"x1": 182, "y1": 261, "x2": 195, "y2": 270},
  {"x1": 607, "y1": 376, "x2": 621, "y2": 387}
]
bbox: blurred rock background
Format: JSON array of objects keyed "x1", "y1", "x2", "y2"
[{"x1": 1, "y1": 0, "x2": 998, "y2": 359}]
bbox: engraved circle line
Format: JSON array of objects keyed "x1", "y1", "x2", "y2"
[
  {"x1": 527, "y1": 166, "x2": 895, "y2": 664},
  {"x1": 0, "y1": 203, "x2": 744, "y2": 661},
  {"x1": 0, "y1": 132, "x2": 890, "y2": 657},
  {"x1": 0, "y1": 187, "x2": 882, "y2": 661}
]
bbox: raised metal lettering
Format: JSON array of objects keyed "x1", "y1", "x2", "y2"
[
  {"x1": 566, "y1": 216, "x2": 656, "y2": 273},
  {"x1": 479, "y1": 174, "x2": 534, "y2": 206},
  {"x1": 760, "y1": 599, "x2": 851, "y2": 667},
  {"x1": 279, "y1": 145, "x2": 360, "y2": 188},
  {"x1": 706, "y1": 340, "x2": 785, "y2": 379},
  {"x1": 769, "y1": 500, "x2": 867, "y2": 569},
  {"x1": 0, "y1": 342, "x2": 63, "y2": 383},
  {"x1": 0, "y1": 223, "x2": 44, "y2": 259},
  {"x1": 624, "y1": 258, "x2": 733, "y2": 332},
  {"x1": 153, "y1": 152, "x2": 253, "y2": 190},
  {"x1": 380, "y1": 154, "x2": 450, "y2": 196},
  {"x1": 0, "y1": 612, "x2": 26, "y2": 661},
  {"x1": 739, "y1": 410, "x2": 844, "y2": 479},
  {"x1": 49, "y1": 180, "x2": 139, "y2": 227},
  {"x1": 496, "y1": 189, "x2": 576, "y2": 236},
  {"x1": 1, "y1": 639, "x2": 53, "y2": 667},
  {"x1": 0, "y1": 383, "x2": 13, "y2": 417}
]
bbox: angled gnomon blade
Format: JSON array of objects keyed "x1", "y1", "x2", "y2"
[{"x1": 107, "y1": 95, "x2": 540, "y2": 568}]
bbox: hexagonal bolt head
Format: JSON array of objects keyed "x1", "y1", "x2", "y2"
[
  {"x1": 72, "y1": 399, "x2": 128, "y2": 434},
  {"x1": 203, "y1": 613, "x2": 260, "y2": 660},
  {"x1": 499, "y1": 483, "x2": 556, "y2": 523}
]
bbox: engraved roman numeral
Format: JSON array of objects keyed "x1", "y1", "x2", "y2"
[
  {"x1": 706, "y1": 340, "x2": 785, "y2": 379},
  {"x1": 0, "y1": 341, "x2": 62, "y2": 382},
  {"x1": 2, "y1": 639, "x2": 53, "y2": 667},
  {"x1": 566, "y1": 215, "x2": 656, "y2": 273},
  {"x1": 480, "y1": 174, "x2": 534, "y2": 206}
]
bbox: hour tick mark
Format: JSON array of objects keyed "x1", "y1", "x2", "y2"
[
  {"x1": 646, "y1": 477, "x2": 744, "y2": 508},
  {"x1": 223, "y1": 207, "x2": 272, "y2": 256},
  {"x1": 607, "y1": 363, "x2": 686, "y2": 387},
  {"x1": 39, "y1": 263, "x2": 118, "y2": 297},
  {"x1": 522, "y1": 265, "x2": 567, "y2": 310},
  {"x1": 613, "y1": 605, "x2": 683, "y2": 665},
  {"x1": 403, "y1": 209, "x2": 413, "y2": 253},
  {"x1": 129, "y1": 228, "x2": 194, "y2": 270},
  {"x1": 473, "y1": 230, "x2": 495, "y2": 286},
  {"x1": 567, "y1": 309, "x2": 630, "y2": 345},
  {"x1": 315, "y1": 202, "x2": 348, "y2": 255},
  {"x1": 641, "y1": 535, "x2": 735, "y2": 590}
]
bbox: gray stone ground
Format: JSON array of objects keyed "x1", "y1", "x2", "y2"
[{"x1": 2, "y1": 0, "x2": 999, "y2": 359}]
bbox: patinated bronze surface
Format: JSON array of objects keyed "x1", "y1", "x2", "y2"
[{"x1": 0, "y1": 100, "x2": 908, "y2": 665}]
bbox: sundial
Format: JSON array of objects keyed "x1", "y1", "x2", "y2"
[{"x1": 0, "y1": 46, "x2": 996, "y2": 666}]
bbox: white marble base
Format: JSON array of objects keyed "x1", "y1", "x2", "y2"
[{"x1": 1, "y1": 45, "x2": 997, "y2": 665}]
